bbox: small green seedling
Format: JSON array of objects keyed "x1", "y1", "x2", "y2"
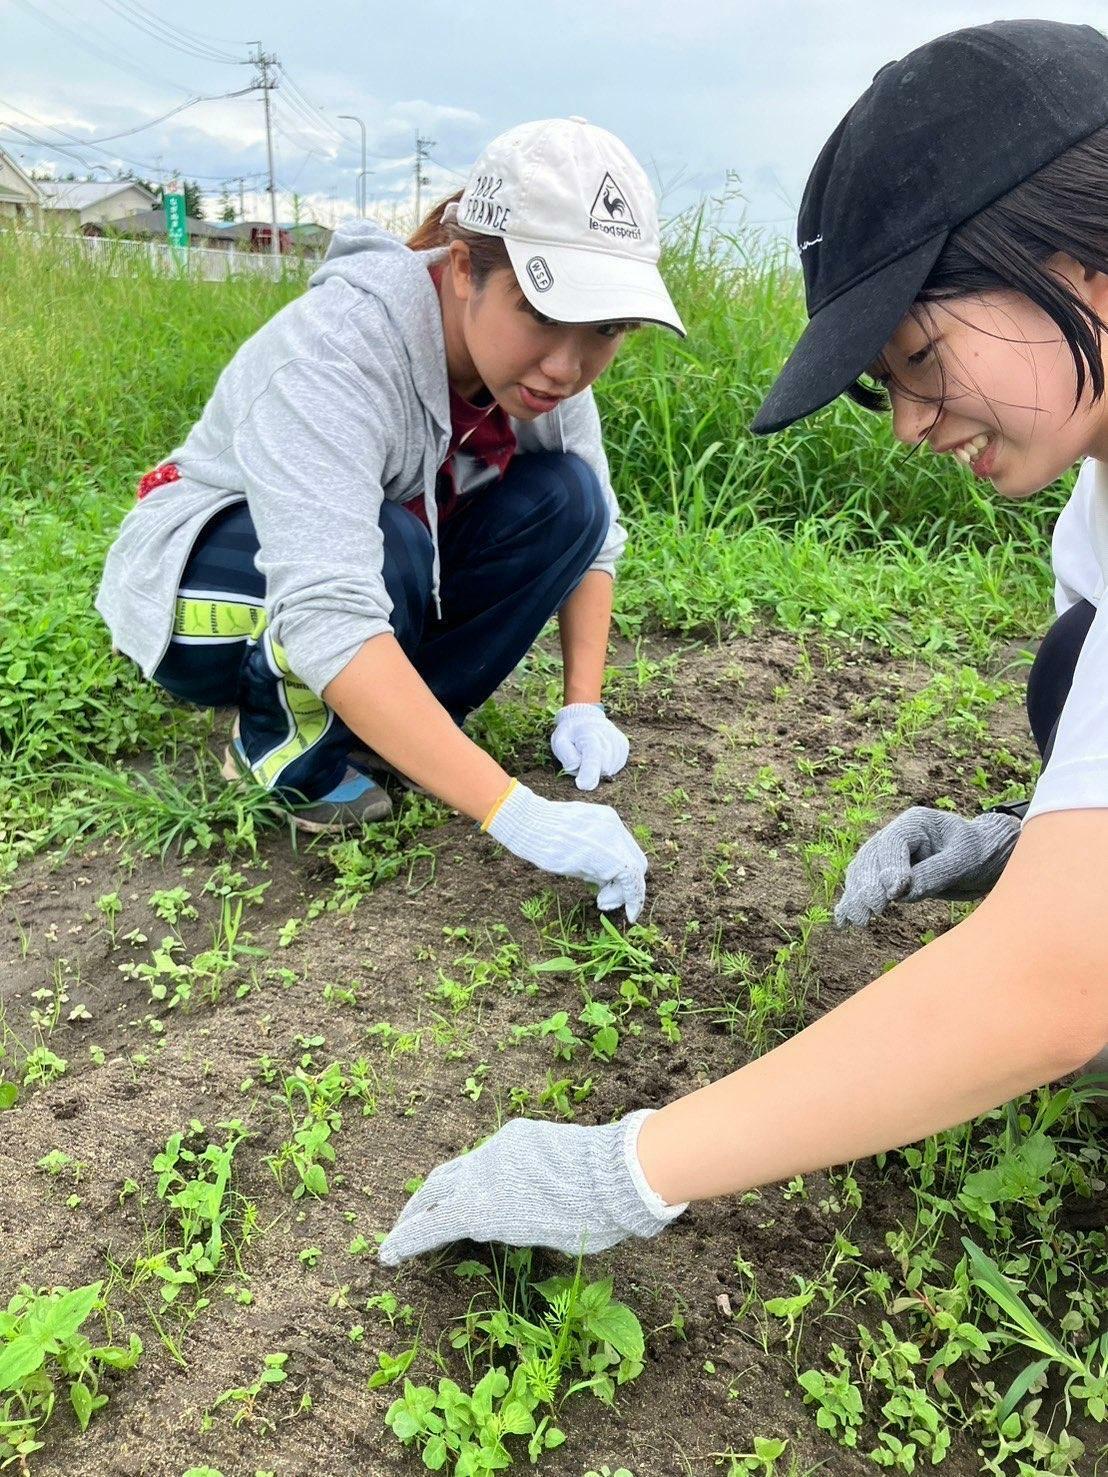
[
  {"x1": 95, "y1": 891, "x2": 123, "y2": 947},
  {"x1": 148, "y1": 886, "x2": 197, "y2": 925},
  {"x1": 387, "y1": 1254, "x2": 643, "y2": 1472},
  {"x1": 713, "y1": 1437, "x2": 788, "y2": 1474},
  {"x1": 0, "y1": 1281, "x2": 142, "y2": 1465},
  {"x1": 136, "y1": 1120, "x2": 248, "y2": 1303},
  {"x1": 209, "y1": 1352, "x2": 288, "y2": 1432}
]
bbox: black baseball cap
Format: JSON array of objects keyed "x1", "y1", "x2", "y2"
[{"x1": 753, "y1": 19, "x2": 1108, "y2": 435}]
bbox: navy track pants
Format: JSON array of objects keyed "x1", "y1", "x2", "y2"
[{"x1": 154, "y1": 452, "x2": 608, "y2": 801}]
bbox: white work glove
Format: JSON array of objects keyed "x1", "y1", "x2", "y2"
[
  {"x1": 550, "y1": 703, "x2": 630, "y2": 791},
  {"x1": 485, "y1": 781, "x2": 647, "y2": 921},
  {"x1": 379, "y1": 1110, "x2": 686, "y2": 1266},
  {"x1": 835, "y1": 806, "x2": 1022, "y2": 928}
]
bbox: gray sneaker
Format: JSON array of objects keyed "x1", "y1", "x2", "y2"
[
  {"x1": 346, "y1": 744, "x2": 431, "y2": 796},
  {"x1": 221, "y1": 738, "x2": 393, "y2": 833}
]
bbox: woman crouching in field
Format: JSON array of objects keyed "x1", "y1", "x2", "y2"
[
  {"x1": 380, "y1": 20, "x2": 1108, "y2": 1265},
  {"x1": 97, "y1": 118, "x2": 684, "y2": 922}
]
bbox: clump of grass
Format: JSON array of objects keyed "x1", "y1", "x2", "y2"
[
  {"x1": 34, "y1": 745, "x2": 287, "y2": 862},
  {"x1": 0, "y1": 234, "x2": 302, "y2": 870},
  {"x1": 0, "y1": 210, "x2": 1059, "y2": 876},
  {"x1": 604, "y1": 194, "x2": 1068, "y2": 548}
]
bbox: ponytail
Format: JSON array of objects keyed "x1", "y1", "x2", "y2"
[
  {"x1": 405, "y1": 186, "x2": 511, "y2": 288},
  {"x1": 407, "y1": 190, "x2": 463, "y2": 251}
]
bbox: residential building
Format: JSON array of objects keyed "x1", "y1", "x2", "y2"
[
  {"x1": 0, "y1": 147, "x2": 44, "y2": 225},
  {"x1": 286, "y1": 221, "x2": 333, "y2": 257},
  {"x1": 215, "y1": 220, "x2": 295, "y2": 254},
  {"x1": 106, "y1": 208, "x2": 235, "y2": 248},
  {"x1": 36, "y1": 178, "x2": 158, "y2": 231}
]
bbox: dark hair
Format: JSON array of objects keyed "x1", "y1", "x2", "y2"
[
  {"x1": 406, "y1": 189, "x2": 511, "y2": 288},
  {"x1": 849, "y1": 123, "x2": 1108, "y2": 415}
]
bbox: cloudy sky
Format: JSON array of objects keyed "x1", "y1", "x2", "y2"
[{"x1": 3, "y1": 1, "x2": 1107, "y2": 236}]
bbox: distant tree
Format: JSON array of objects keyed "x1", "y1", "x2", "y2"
[
  {"x1": 182, "y1": 179, "x2": 204, "y2": 219},
  {"x1": 216, "y1": 185, "x2": 236, "y2": 222},
  {"x1": 150, "y1": 177, "x2": 205, "y2": 217},
  {"x1": 291, "y1": 192, "x2": 304, "y2": 227},
  {"x1": 118, "y1": 170, "x2": 159, "y2": 198}
]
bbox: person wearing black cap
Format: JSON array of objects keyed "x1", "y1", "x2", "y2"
[{"x1": 379, "y1": 19, "x2": 1108, "y2": 1266}]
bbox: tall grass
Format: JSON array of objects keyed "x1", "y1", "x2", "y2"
[
  {"x1": 0, "y1": 217, "x2": 1057, "y2": 871},
  {"x1": 605, "y1": 202, "x2": 1066, "y2": 550}
]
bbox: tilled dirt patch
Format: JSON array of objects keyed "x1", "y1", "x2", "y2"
[{"x1": 0, "y1": 632, "x2": 1050, "y2": 1476}]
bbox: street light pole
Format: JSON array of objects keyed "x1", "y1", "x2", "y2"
[{"x1": 338, "y1": 114, "x2": 367, "y2": 217}]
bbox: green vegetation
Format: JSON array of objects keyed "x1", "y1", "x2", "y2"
[
  {"x1": 0, "y1": 1282, "x2": 141, "y2": 1466},
  {"x1": 137, "y1": 1119, "x2": 250, "y2": 1304},
  {"x1": 385, "y1": 1252, "x2": 644, "y2": 1473},
  {"x1": 0, "y1": 215, "x2": 1058, "y2": 874},
  {"x1": 0, "y1": 212, "x2": 1099, "y2": 1474}
]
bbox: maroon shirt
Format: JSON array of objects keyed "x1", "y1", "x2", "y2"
[{"x1": 406, "y1": 265, "x2": 517, "y2": 530}]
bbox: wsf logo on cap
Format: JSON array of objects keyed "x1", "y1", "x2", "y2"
[{"x1": 526, "y1": 256, "x2": 554, "y2": 292}]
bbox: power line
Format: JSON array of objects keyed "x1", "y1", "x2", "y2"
[
  {"x1": 0, "y1": 92, "x2": 266, "y2": 180},
  {"x1": 119, "y1": 0, "x2": 249, "y2": 50},
  {"x1": 279, "y1": 74, "x2": 340, "y2": 133},
  {"x1": 269, "y1": 77, "x2": 409, "y2": 167},
  {"x1": 267, "y1": 71, "x2": 348, "y2": 160},
  {"x1": 277, "y1": 75, "x2": 336, "y2": 135},
  {"x1": 0, "y1": 122, "x2": 106, "y2": 177},
  {"x1": 1, "y1": 128, "x2": 267, "y2": 184},
  {"x1": 271, "y1": 102, "x2": 330, "y2": 162},
  {"x1": 277, "y1": 66, "x2": 346, "y2": 146},
  {"x1": 425, "y1": 154, "x2": 466, "y2": 182},
  {"x1": 74, "y1": 95, "x2": 207, "y2": 143},
  {"x1": 273, "y1": 91, "x2": 338, "y2": 151},
  {"x1": 98, "y1": 0, "x2": 244, "y2": 64},
  {"x1": 55, "y1": 89, "x2": 253, "y2": 146},
  {"x1": 278, "y1": 144, "x2": 313, "y2": 192},
  {"x1": 12, "y1": 0, "x2": 194, "y2": 96}
]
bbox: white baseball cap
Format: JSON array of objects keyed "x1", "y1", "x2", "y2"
[{"x1": 454, "y1": 117, "x2": 685, "y2": 337}]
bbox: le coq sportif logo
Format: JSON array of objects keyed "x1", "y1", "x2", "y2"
[{"x1": 589, "y1": 172, "x2": 641, "y2": 241}]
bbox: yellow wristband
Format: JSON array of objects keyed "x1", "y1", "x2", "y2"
[{"x1": 481, "y1": 778, "x2": 519, "y2": 833}]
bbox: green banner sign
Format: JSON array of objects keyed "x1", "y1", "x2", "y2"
[{"x1": 163, "y1": 191, "x2": 188, "y2": 249}]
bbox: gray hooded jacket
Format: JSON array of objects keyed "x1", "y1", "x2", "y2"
[{"x1": 95, "y1": 222, "x2": 627, "y2": 698}]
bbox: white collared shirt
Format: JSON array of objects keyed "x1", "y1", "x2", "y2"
[{"x1": 1025, "y1": 457, "x2": 1108, "y2": 819}]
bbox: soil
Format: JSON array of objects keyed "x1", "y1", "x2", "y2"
[{"x1": 0, "y1": 631, "x2": 1061, "y2": 1477}]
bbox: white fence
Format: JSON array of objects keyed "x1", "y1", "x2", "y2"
[{"x1": 45, "y1": 231, "x2": 310, "y2": 282}]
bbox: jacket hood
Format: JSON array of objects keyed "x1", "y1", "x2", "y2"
[{"x1": 310, "y1": 222, "x2": 450, "y2": 434}]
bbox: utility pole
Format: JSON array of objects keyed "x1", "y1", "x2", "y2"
[
  {"x1": 414, "y1": 131, "x2": 434, "y2": 226},
  {"x1": 338, "y1": 114, "x2": 368, "y2": 218},
  {"x1": 248, "y1": 44, "x2": 280, "y2": 259},
  {"x1": 231, "y1": 175, "x2": 246, "y2": 220}
]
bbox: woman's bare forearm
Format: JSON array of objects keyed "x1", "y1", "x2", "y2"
[
  {"x1": 323, "y1": 633, "x2": 509, "y2": 822},
  {"x1": 637, "y1": 810, "x2": 1108, "y2": 1204},
  {"x1": 558, "y1": 570, "x2": 614, "y2": 705}
]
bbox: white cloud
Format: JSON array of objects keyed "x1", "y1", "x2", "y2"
[{"x1": 7, "y1": 0, "x2": 1108, "y2": 243}]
